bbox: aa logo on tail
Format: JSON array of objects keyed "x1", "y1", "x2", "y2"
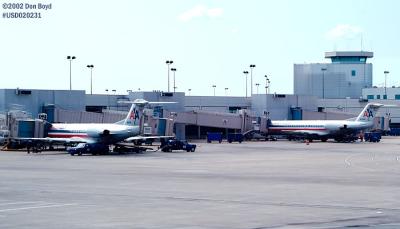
[
  {"x1": 129, "y1": 109, "x2": 140, "y2": 122},
  {"x1": 363, "y1": 109, "x2": 374, "y2": 118}
]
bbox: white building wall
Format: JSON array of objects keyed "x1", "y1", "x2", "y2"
[
  {"x1": 184, "y1": 96, "x2": 251, "y2": 113},
  {"x1": 294, "y1": 63, "x2": 372, "y2": 99},
  {"x1": 0, "y1": 89, "x2": 85, "y2": 118},
  {"x1": 362, "y1": 87, "x2": 400, "y2": 100},
  {"x1": 251, "y1": 94, "x2": 317, "y2": 120}
]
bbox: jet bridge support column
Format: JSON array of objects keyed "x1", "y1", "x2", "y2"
[
  {"x1": 175, "y1": 123, "x2": 185, "y2": 140},
  {"x1": 197, "y1": 126, "x2": 201, "y2": 139}
]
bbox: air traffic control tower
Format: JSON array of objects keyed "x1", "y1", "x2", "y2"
[{"x1": 294, "y1": 51, "x2": 373, "y2": 99}]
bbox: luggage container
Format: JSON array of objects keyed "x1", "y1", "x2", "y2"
[
  {"x1": 364, "y1": 132, "x2": 381, "y2": 142},
  {"x1": 207, "y1": 132, "x2": 222, "y2": 143},
  {"x1": 389, "y1": 128, "x2": 400, "y2": 136},
  {"x1": 227, "y1": 133, "x2": 243, "y2": 143}
]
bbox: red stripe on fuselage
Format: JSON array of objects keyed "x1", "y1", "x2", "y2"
[{"x1": 269, "y1": 128, "x2": 327, "y2": 131}]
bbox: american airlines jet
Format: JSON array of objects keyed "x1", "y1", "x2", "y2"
[
  {"x1": 21, "y1": 99, "x2": 174, "y2": 153},
  {"x1": 268, "y1": 103, "x2": 385, "y2": 142}
]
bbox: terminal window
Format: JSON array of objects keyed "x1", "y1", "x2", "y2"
[
  {"x1": 377, "y1": 95, "x2": 381, "y2": 99},
  {"x1": 367, "y1": 95, "x2": 374, "y2": 99},
  {"x1": 396, "y1": 95, "x2": 400, "y2": 100},
  {"x1": 351, "y1": 70, "x2": 356, "y2": 76},
  {"x1": 383, "y1": 95, "x2": 387, "y2": 100}
]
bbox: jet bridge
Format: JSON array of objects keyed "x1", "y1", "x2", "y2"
[{"x1": 173, "y1": 110, "x2": 266, "y2": 138}]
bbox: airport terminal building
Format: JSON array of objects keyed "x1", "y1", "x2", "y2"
[
  {"x1": 1, "y1": 88, "x2": 399, "y2": 139},
  {"x1": 1, "y1": 50, "x2": 399, "y2": 139},
  {"x1": 294, "y1": 51, "x2": 373, "y2": 99}
]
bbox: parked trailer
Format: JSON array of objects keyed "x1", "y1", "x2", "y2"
[
  {"x1": 364, "y1": 132, "x2": 381, "y2": 142},
  {"x1": 227, "y1": 133, "x2": 243, "y2": 143},
  {"x1": 389, "y1": 128, "x2": 400, "y2": 136},
  {"x1": 207, "y1": 132, "x2": 223, "y2": 143}
]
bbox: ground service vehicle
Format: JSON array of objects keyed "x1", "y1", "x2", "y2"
[
  {"x1": 161, "y1": 139, "x2": 196, "y2": 152},
  {"x1": 68, "y1": 143, "x2": 109, "y2": 156},
  {"x1": 364, "y1": 132, "x2": 381, "y2": 142}
]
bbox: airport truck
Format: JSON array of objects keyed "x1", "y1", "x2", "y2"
[
  {"x1": 68, "y1": 143, "x2": 109, "y2": 156},
  {"x1": 160, "y1": 139, "x2": 196, "y2": 152}
]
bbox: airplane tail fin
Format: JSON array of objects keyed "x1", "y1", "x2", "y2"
[
  {"x1": 355, "y1": 103, "x2": 383, "y2": 122},
  {"x1": 114, "y1": 103, "x2": 140, "y2": 126},
  {"x1": 123, "y1": 103, "x2": 140, "y2": 126},
  {"x1": 117, "y1": 99, "x2": 176, "y2": 128}
]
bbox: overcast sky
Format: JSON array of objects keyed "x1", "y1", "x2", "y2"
[{"x1": 1, "y1": 0, "x2": 399, "y2": 96}]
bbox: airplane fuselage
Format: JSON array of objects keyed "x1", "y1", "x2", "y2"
[
  {"x1": 48, "y1": 123, "x2": 141, "y2": 144},
  {"x1": 269, "y1": 120, "x2": 373, "y2": 137}
]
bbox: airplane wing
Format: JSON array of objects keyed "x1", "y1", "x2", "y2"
[{"x1": 14, "y1": 137, "x2": 93, "y2": 145}]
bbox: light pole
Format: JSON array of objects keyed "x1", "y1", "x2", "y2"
[
  {"x1": 105, "y1": 89, "x2": 109, "y2": 110},
  {"x1": 67, "y1": 56, "x2": 76, "y2": 90},
  {"x1": 384, "y1": 70, "x2": 389, "y2": 99},
  {"x1": 87, "y1": 65, "x2": 94, "y2": 94},
  {"x1": 171, "y1": 68, "x2": 177, "y2": 93},
  {"x1": 265, "y1": 75, "x2": 269, "y2": 116},
  {"x1": 321, "y1": 67, "x2": 327, "y2": 99},
  {"x1": 250, "y1": 64, "x2": 256, "y2": 95},
  {"x1": 265, "y1": 75, "x2": 270, "y2": 94},
  {"x1": 345, "y1": 96, "x2": 350, "y2": 112},
  {"x1": 166, "y1": 60, "x2": 173, "y2": 92},
  {"x1": 212, "y1": 85, "x2": 216, "y2": 96},
  {"x1": 255, "y1": 83, "x2": 260, "y2": 94},
  {"x1": 188, "y1": 88, "x2": 192, "y2": 96},
  {"x1": 243, "y1": 71, "x2": 249, "y2": 97},
  {"x1": 225, "y1": 87, "x2": 229, "y2": 96}
]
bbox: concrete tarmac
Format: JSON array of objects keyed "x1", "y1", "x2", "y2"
[{"x1": 1, "y1": 138, "x2": 400, "y2": 228}]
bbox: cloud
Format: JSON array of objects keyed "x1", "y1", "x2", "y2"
[
  {"x1": 325, "y1": 24, "x2": 363, "y2": 41},
  {"x1": 178, "y1": 5, "x2": 224, "y2": 22}
]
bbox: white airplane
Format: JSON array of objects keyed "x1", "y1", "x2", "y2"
[
  {"x1": 267, "y1": 103, "x2": 385, "y2": 142},
  {"x1": 20, "y1": 99, "x2": 174, "y2": 153}
]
